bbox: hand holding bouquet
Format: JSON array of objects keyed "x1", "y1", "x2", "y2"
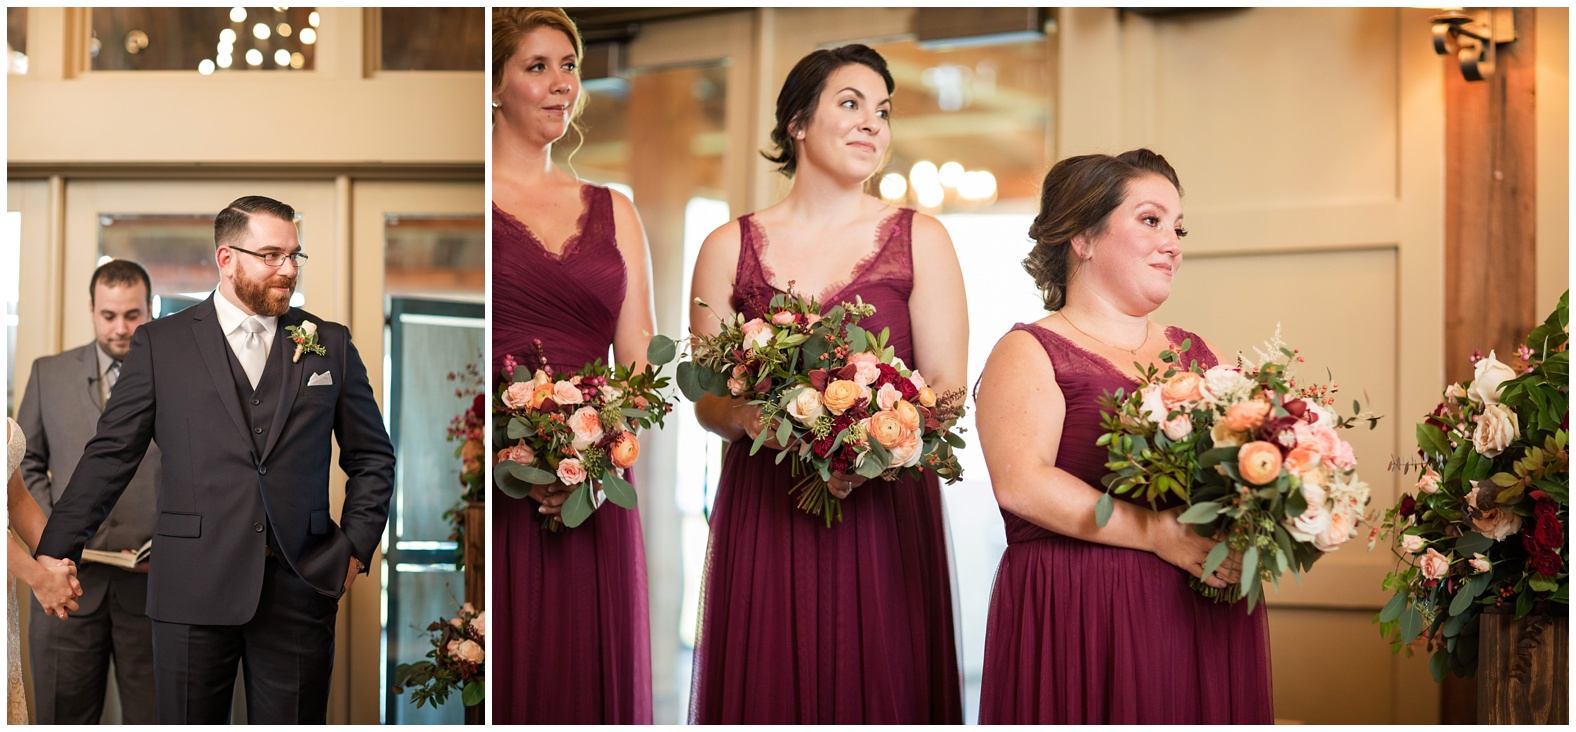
[
  {"x1": 678, "y1": 289, "x2": 966, "y2": 526},
  {"x1": 493, "y1": 339, "x2": 677, "y2": 530},
  {"x1": 1096, "y1": 327, "x2": 1379, "y2": 610}
]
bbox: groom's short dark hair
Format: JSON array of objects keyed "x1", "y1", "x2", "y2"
[{"x1": 214, "y1": 196, "x2": 297, "y2": 250}]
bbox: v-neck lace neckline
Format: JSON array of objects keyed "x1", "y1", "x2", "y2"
[
  {"x1": 495, "y1": 184, "x2": 594, "y2": 262},
  {"x1": 746, "y1": 207, "x2": 905, "y2": 306},
  {"x1": 1024, "y1": 321, "x2": 1198, "y2": 386}
]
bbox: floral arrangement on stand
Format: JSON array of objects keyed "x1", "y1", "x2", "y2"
[
  {"x1": 676, "y1": 288, "x2": 966, "y2": 526},
  {"x1": 443, "y1": 355, "x2": 485, "y2": 570},
  {"x1": 493, "y1": 338, "x2": 677, "y2": 530},
  {"x1": 1096, "y1": 327, "x2": 1379, "y2": 610},
  {"x1": 1373, "y1": 292, "x2": 1568, "y2": 681},
  {"x1": 393, "y1": 602, "x2": 486, "y2": 710}
]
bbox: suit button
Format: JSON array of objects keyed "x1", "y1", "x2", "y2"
[
  {"x1": 251, "y1": 398, "x2": 261, "y2": 406},
  {"x1": 254, "y1": 426, "x2": 264, "y2": 434},
  {"x1": 258, "y1": 465, "x2": 267, "y2": 475},
  {"x1": 253, "y1": 523, "x2": 263, "y2": 533}
]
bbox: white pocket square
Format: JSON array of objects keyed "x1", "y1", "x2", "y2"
[{"x1": 308, "y1": 371, "x2": 334, "y2": 387}]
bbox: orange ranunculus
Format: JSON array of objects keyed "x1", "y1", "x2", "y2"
[
  {"x1": 893, "y1": 399, "x2": 921, "y2": 432},
  {"x1": 1162, "y1": 371, "x2": 1205, "y2": 407},
  {"x1": 866, "y1": 410, "x2": 911, "y2": 449},
  {"x1": 822, "y1": 379, "x2": 863, "y2": 415},
  {"x1": 1238, "y1": 441, "x2": 1283, "y2": 485},
  {"x1": 917, "y1": 386, "x2": 937, "y2": 408},
  {"x1": 529, "y1": 382, "x2": 557, "y2": 410},
  {"x1": 609, "y1": 431, "x2": 640, "y2": 469},
  {"x1": 1222, "y1": 400, "x2": 1271, "y2": 432}
]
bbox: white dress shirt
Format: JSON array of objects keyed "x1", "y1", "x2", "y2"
[{"x1": 212, "y1": 287, "x2": 279, "y2": 362}]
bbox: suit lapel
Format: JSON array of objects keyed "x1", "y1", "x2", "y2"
[
  {"x1": 189, "y1": 297, "x2": 254, "y2": 451},
  {"x1": 261, "y1": 308, "x2": 307, "y2": 461},
  {"x1": 78, "y1": 344, "x2": 104, "y2": 415}
]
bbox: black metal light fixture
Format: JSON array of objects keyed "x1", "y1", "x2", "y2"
[{"x1": 1431, "y1": 8, "x2": 1516, "y2": 81}]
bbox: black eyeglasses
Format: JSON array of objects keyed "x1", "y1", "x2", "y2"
[{"x1": 229, "y1": 245, "x2": 308, "y2": 268}]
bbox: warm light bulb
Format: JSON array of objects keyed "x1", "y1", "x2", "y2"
[
  {"x1": 274, "y1": 48, "x2": 290, "y2": 66},
  {"x1": 938, "y1": 161, "x2": 965, "y2": 188},
  {"x1": 909, "y1": 161, "x2": 939, "y2": 189},
  {"x1": 230, "y1": 7, "x2": 247, "y2": 23},
  {"x1": 220, "y1": 28, "x2": 237, "y2": 44},
  {"x1": 218, "y1": 52, "x2": 233, "y2": 68},
  {"x1": 309, "y1": 11, "x2": 320, "y2": 28},
  {"x1": 290, "y1": 52, "x2": 305, "y2": 69},
  {"x1": 300, "y1": 27, "x2": 317, "y2": 45},
  {"x1": 879, "y1": 173, "x2": 908, "y2": 201},
  {"x1": 277, "y1": 23, "x2": 292, "y2": 37},
  {"x1": 246, "y1": 48, "x2": 264, "y2": 66},
  {"x1": 198, "y1": 59, "x2": 215, "y2": 75},
  {"x1": 253, "y1": 23, "x2": 270, "y2": 40}
]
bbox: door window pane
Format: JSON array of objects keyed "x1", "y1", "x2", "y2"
[
  {"x1": 380, "y1": 8, "x2": 483, "y2": 71},
  {"x1": 8, "y1": 8, "x2": 27, "y2": 74},
  {"x1": 91, "y1": 7, "x2": 318, "y2": 73},
  {"x1": 384, "y1": 215, "x2": 484, "y2": 301}
]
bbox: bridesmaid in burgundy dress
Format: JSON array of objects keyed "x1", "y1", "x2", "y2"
[
  {"x1": 490, "y1": 8, "x2": 657, "y2": 724},
  {"x1": 974, "y1": 149, "x2": 1273, "y2": 723},
  {"x1": 686, "y1": 45, "x2": 967, "y2": 723}
]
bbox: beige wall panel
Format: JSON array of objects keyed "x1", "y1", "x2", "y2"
[
  {"x1": 1146, "y1": 8, "x2": 1400, "y2": 211},
  {"x1": 1536, "y1": 7, "x2": 1570, "y2": 317},
  {"x1": 1268, "y1": 607, "x2": 1429, "y2": 724}
]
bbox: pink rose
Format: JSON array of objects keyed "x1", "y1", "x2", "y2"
[
  {"x1": 568, "y1": 406, "x2": 605, "y2": 451},
  {"x1": 1162, "y1": 415, "x2": 1193, "y2": 441},
  {"x1": 1314, "y1": 506, "x2": 1356, "y2": 552},
  {"x1": 446, "y1": 639, "x2": 461, "y2": 659},
  {"x1": 553, "y1": 380, "x2": 583, "y2": 406},
  {"x1": 876, "y1": 382, "x2": 903, "y2": 412},
  {"x1": 771, "y1": 310, "x2": 796, "y2": 325},
  {"x1": 450, "y1": 617, "x2": 463, "y2": 628},
  {"x1": 846, "y1": 352, "x2": 881, "y2": 388},
  {"x1": 1418, "y1": 548, "x2": 1451, "y2": 580},
  {"x1": 1284, "y1": 486, "x2": 1331, "y2": 543},
  {"x1": 1469, "y1": 553, "x2": 1491, "y2": 574},
  {"x1": 470, "y1": 610, "x2": 487, "y2": 638},
  {"x1": 908, "y1": 370, "x2": 929, "y2": 391},
  {"x1": 1416, "y1": 467, "x2": 1441, "y2": 494},
  {"x1": 1400, "y1": 534, "x2": 1425, "y2": 554},
  {"x1": 496, "y1": 443, "x2": 534, "y2": 466},
  {"x1": 889, "y1": 431, "x2": 923, "y2": 468},
  {"x1": 455, "y1": 639, "x2": 485, "y2": 664},
  {"x1": 805, "y1": 313, "x2": 821, "y2": 326},
  {"x1": 726, "y1": 377, "x2": 746, "y2": 397},
  {"x1": 741, "y1": 318, "x2": 772, "y2": 351},
  {"x1": 502, "y1": 382, "x2": 534, "y2": 410},
  {"x1": 556, "y1": 458, "x2": 587, "y2": 485}
]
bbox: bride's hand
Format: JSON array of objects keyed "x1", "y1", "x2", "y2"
[
  {"x1": 32, "y1": 555, "x2": 82, "y2": 619},
  {"x1": 738, "y1": 404, "x2": 796, "y2": 451}
]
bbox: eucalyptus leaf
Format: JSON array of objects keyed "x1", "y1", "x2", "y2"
[
  {"x1": 1241, "y1": 546, "x2": 1260, "y2": 588},
  {"x1": 1399, "y1": 607, "x2": 1424, "y2": 645},
  {"x1": 1454, "y1": 532, "x2": 1493, "y2": 556},
  {"x1": 601, "y1": 472, "x2": 638, "y2": 509},
  {"x1": 1094, "y1": 492, "x2": 1115, "y2": 528},
  {"x1": 1177, "y1": 502, "x2": 1221, "y2": 524},
  {"x1": 675, "y1": 361, "x2": 706, "y2": 402},
  {"x1": 493, "y1": 462, "x2": 535, "y2": 499},
  {"x1": 507, "y1": 417, "x2": 531, "y2": 440},
  {"x1": 646, "y1": 334, "x2": 677, "y2": 366},
  {"x1": 1202, "y1": 540, "x2": 1230, "y2": 577},
  {"x1": 1379, "y1": 592, "x2": 1408, "y2": 623},
  {"x1": 559, "y1": 485, "x2": 596, "y2": 528},
  {"x1": 775, "y1": 415, "x2": 794, "y2": 447},
  {"x1": 1441, "y1": 608, "x2": 1471, "y2": 638},
  {"x1": 749, "y1": 421, "x2": 772, "y2": 456},
  {"x1": 1429, "y1": 651, "x2": 1448, "y2": 683},
  {"x1": 508, "y1": 462, "x2": 557, "y2": 485}
]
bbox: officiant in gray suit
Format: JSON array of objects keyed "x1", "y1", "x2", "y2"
[{"x1": 17, "y1": 259, "x2": 160, "y2": 724}]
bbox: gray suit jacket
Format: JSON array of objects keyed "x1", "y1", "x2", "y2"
[{"x1": 18, "y1": 342, "x2": 160, "y2": 614}]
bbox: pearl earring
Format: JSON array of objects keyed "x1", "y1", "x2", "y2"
[{"x1": 491, "y1": 100, "x2": 501, "y2": 109}]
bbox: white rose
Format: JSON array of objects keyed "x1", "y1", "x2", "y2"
[
  {"x1": 301, "y1": 320, "x2": 318, "y2": 336},
  {"x1": 1200, "y1": 366, "x2": 1253, "y2": 407},
  {"x1": 1284, "y1": 491, "x2": 1332, "y2": 543},
  {"x1": 1139, "y1": 384, "x2": 1168, "y2": 426},
  {"x1": 1400, "y1": 534, "x2": 1425, "y2": 554},
  {"x1": 1444, "y1": 383, "x2": 1469, "y2": 401},
  {"x1": 1467, "y1": 351, "x2": 1518, "y2": 404},
  {"x1": 1314, "y1": 505, "x2": 1357, "y2": 552},
  {"x1": 1210, "y1": 421, "x2": 1246, "y2": 448},
  {"x1": 785, "y1": 387, "x2": 824, "y2": 427},
  {"x1": 1472, "y1": 402, "x2": 1520, "y2": 457}
]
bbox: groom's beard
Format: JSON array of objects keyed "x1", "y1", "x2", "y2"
[{"x1": 234, "y1": 267, "x2": 296, "y2": 317}]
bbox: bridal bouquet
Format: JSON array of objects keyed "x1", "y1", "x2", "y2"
[
  {"x1": 393, "y1": 602, "x2": 486, "y2": 709},
  {"x1": 677, "y1": 289, "x2": 966, "y2": 526},
  {"x1": 493, "y1": 339, "x2": 677, "y2": 530},
  {"x1": 1095, "y1": 327, "x2": 1379, "y2": 610},
  {"x1": 1373, "y1": 292, "x2": 1567, "y2": 682}
]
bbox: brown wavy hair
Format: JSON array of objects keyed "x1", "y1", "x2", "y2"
[
  {"x1": 762, "y1": 44, "x2": 894, "y2": 178},
  {"x1": 1023, "y1": 149, "x2": 1182, "y2": 312}
]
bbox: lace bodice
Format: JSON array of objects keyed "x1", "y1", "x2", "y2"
[{"x1": 5, "y1": 416, "x2": 22, "y2": 482}]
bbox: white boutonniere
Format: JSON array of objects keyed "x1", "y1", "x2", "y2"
[{"x1": 286, "y1": 321, "x2": 326, "y2": 363}]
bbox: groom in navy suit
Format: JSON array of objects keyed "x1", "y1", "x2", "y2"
[{"x1": 36, "y1": 195, "x2": 395, "y2": 724}]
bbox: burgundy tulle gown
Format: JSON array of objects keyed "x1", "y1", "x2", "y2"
[
  {"x1": 688, "y1": 209, "x2": 964, "y2": 724},
  {"x1": 492, "y1": 185, "x2": 653, "y2": 724},
  {"x1": 977, "y1": 322, "x2": 1274, "y2": 724}
]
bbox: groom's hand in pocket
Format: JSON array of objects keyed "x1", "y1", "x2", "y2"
[{"x1": 342, "y1": 556, "x2": 364, "y2": 595}]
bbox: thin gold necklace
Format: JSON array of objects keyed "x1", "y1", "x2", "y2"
[{"x1": 1060, "y1": 311, "x2": 1150, "y2": 354}]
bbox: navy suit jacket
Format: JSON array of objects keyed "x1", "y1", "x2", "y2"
[{"x1": 36, "y1": 295, "x2": 395, "y2": 626}]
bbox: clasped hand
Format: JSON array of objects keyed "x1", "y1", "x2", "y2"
[
  {"x1": 738, "y1": 403, "x2": 868, "y2": 499},
  {"x1": 32, "y1": 555, "x2": 83, "y2": 619}
]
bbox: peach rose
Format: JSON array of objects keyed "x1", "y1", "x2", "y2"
[
  {"x1": 893, "y1": 399, "x2": 921, "y2": 432},
  {"x1": 568, "y1": 406, "x2": 605, "y2": 451},
  {"x1": 461, "y1": 439, "x2": 484, "y2": 474},
  {"x1": 1284, "y1": 445, "x2": 1321, "y2": 476},
  {"x1": 1162, "y1": 415, "x2": 1193, "y2": 441},
  {"x1": 1414, "y1": 466, "x2": 1440, "y2": 494},
  {"x1": 889, "y1": 431, "x2": 922, "y2": 468},
  {"x1": 1473, "y1": 505, "x2": 1523, "y2": 542},
  {"x1": 1400, "y1": 534, "x2": 1425, "y2": 554},
  {"x1": 1314, "y1": 506, "x2": 1357, "y2": 552},
  {"x1": 822, "y1": 379, "x2": 863, "y2": 415},
  {"x1": 741, "y1": 318, "x2": 773, "y2": 351},
  {"x1": 470, "y1": 611, "x2": 487, "y2": 638},
  {"x1": 1222, "y1": 400, "x2": 1271, "y2": 432},
  {"x1": 1237, "y1": 441, "x2": 1283, "y2": 485},
  {"x1": 805, "y1": 313, "x2": 821, "y2": 326},
  {"x1": 867, "y1": 411, "x2": 911, "y2": 449},
  {"x1": 497, "y1": 442, "x2": 535, "y2": 466},
  {"x1": 1418, "y1": 548, "x2": 1451, "y2": 580},
  {"x1": 846, "y1": 352, "x2": 882, "y2": 388},
  {"x1": 502, "y1": 382, "x2": 534, "y2": 410},
  {"x1": 1162, "y1": 371, "x2": 1205, "y2": 408},
  {"x1": 1469, "y1": 553, "x2": 1491, "y2": 574},
  {"x1": 1472, "y1": 402, "x2": 1519, "y2": 458},
  {"x1": 455, "y1": 639, "x2": 485, "y2": 664},
  {"x1": 556, "y1": 457, "x2": 587, "y2": 485},
  {"x1": 786, "y1": 387, "x2": 825, "y2": 426},
  {"x1": 609, "y1": 432, "x2": 640, "y2": 469},
  {"x1": 917, "y1": 386, "x2": 937, "y2": 408},
  {"x1": 771, "y1": 310, "x2": 796, "y2": 325},
  {"x1": 876, "y1": 382, "x2": 903, "y2": 412},
  {"x1": 553, "y1": 380, "x2": 584, "y2": 406},
  {"x1": 1284, "y1": 485, "x2": 1331, "y2": 542}
]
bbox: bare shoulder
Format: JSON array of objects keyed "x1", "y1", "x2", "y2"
[
  {"x1": 908, "y1": 210, "x2": 954, "y2": 251},
  {"x1": 984, "y1": 326, "x2": 1052, "y2": 379},
  {"x1": 697, "y1": 217, "x2": 743, "y2": 261}
]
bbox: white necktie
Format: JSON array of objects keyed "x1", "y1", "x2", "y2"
[{"x1": 238, "y1": 316, "x2": 268, "y2": 389}]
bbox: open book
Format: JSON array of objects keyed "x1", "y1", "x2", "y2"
[{"x1": 81, "y1": 539, "x2": 152, "y2": 569}]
